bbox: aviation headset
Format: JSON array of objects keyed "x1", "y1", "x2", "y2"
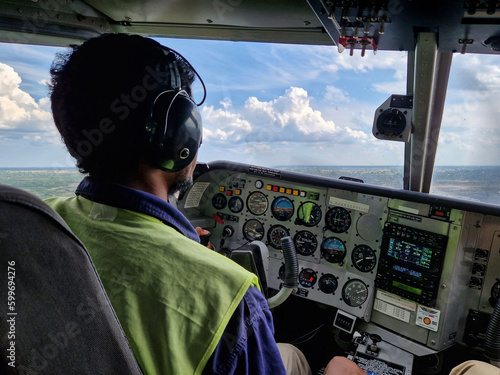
[{"x1": 145, "y1": 46, "x2": 206, "y2": 172}]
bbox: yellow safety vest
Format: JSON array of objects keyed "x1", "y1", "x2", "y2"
[{"x1": 47, "y1": 196, "x2": 257, "y2": 375}]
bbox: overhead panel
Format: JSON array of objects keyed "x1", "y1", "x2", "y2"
[{"x1": 306, "y1": 0, "x2": 500, "y2": 55}]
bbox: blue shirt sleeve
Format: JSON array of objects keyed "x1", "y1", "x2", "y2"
[{"x1": 202, "y1": 286, "x2": 287, "y2": 375}]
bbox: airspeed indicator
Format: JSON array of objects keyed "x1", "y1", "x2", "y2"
[{"x1": 296, "y1": 201, "x2": 322, "y2": 227}]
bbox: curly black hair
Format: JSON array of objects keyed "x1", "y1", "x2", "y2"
[{"x1": 50, "y1": 33, "x2": 196, "y2": 183}]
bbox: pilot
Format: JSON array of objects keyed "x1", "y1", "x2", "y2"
[{"x1": 45, "y1": 33, "x2": 326, "y2": 375}]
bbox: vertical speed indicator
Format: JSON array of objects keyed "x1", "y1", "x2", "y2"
[{"x1": 351, "y1": 245, "x2": 377, "y2": 272}]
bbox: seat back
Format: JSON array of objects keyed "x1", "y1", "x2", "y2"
[{"x1": 0, "y1": 184, "x2": 143, "y2": 374}]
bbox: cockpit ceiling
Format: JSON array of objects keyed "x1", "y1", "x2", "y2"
[{"x1": 1, "y1": 0, "x2": 500, "y2": 54}]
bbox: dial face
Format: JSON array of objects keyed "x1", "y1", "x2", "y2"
[
  {"x1": 267, "y1": 224, "x2": 290, "y2": 249},
  {"x1": 351, "y1": 245, "x2": 377, "y2": 272},
  {"x1": 325, "y1": 207, "x2": 352, "y2": 233},
  {"x1": 321, "y1": 237, "x2": 346, "y2": 263},
  {"x1": 228, "y1": 196, "x2": 244, "y2": 213},
  {"x1": 319, "y1": 274, "x2": 338, "y2": 294},
  {"x1": 342, "y1": 279, "x2": 369, "y2": 307},
  {"x1": 212, "y1": 193, "x2": 227, "y2": 210},
  {"x1": 242, "y1": 219, "x2": 264, "y2": 241},
  {"x1": 247, "y1": 191, "x2": 268, "y2": 215},
  {"x1": 376, "y1": 108, "x2": 406, "y2": 137},
  {"x1": 299, "y1": 268, "x2": 317, "y2": 288},
  {"x1": 296, "y1": 201, "x2": 322, "y2": 227},
  {"x1": 271, "y1": 196, "x2": 295, "y2": 221},
  {"x1": 294, "y1": 230, "x2": 318, "y2": 256},
  {"x1": 255, "y1": 180, "x2": 264, "y2": 189}
]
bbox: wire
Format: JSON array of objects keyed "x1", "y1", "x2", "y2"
[{"x1": 289, "y1": 323, "x2": 326, "y2": 346}]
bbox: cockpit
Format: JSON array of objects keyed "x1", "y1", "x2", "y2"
[{"x1": 1, "y1": 1, "x2": 500, "y2": 374}]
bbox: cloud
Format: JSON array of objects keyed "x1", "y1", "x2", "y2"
[
  {"x1": 202, "y1": 86, "x2": 352, "y2": 145},
  {"x1": 372, "y1": 80, "x2": 406, "y2": 94},
  {"x1": 0, "y1": 62, "x2": 55, "y2": 137},
  {"x1": 324, "y1": 86, "x2": 350, "y2": 103}
]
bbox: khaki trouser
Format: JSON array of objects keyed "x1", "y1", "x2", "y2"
[
  {"x1": 277, "y1": 343, "x2": 313, "y2": 375},
  {"x1": 450, "y1": 360, "x2": 500, "y2": 375}
]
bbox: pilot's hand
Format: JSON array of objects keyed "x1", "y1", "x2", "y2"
[
  {"x1": 196, "y1": 227, "x2": 212, "y2": 249},
  {"x1": 324, "y1": 357, "x2": 367, "y2": 375}
]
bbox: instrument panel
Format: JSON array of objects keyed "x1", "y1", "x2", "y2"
[
  {"x1": 179, "y1": 162, "x2": 500, "y2": 354},
  {"x1": 182, "y1": 167, "x2": 387, "y2": 321}
]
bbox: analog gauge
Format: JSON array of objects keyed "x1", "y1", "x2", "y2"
[
  {"x1": 255, "y1": 180, "x2": 264, "y2": 189},
  {"x1": 271, "y1": 196, "x2": 294, "y2": 221},
  {"x1": 212, "y1": 193, "x2": 227, "y2": 210},
  {"x1": 296, "y1": 201, "x2": 322, "y2": 227},
  {"x1": 351, "y1": 245, "x2": 377, "y2": 272},
  {"x1": 321, "y1": 237, "x2": 346, "y2": 263},
  {"x1": 342, "y1": 279, "x2": 369, "y2": 307},
  {"x1": 228, "y1": 196, "x2": 244, "y2": 213},
  {"x1": 299, "y1": 268, "x2": 317, "y2": 288},
  {"x1": 267, "y1": 224, "x2": 290, "y2": 249},
  {"x1": 242, "y1": 219, "x2": 264, "y2": 241},
  {"x1": 294, "y1": 230, "x2": 318, "y2": 256},
  {"x1": 376, "y1": 108, "x2": 406, "y2": 138},
  {"x1": 325, "y1": 207, "x2": 352, "y2": 233},
  {"x1": 319, "y1": 274, "x2": 338, "y2": 294},
  {"x1": 247, "y1": 191, "x2": 268, "y2": 215}
]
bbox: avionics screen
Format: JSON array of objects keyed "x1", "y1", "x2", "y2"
[
  {"x1": 392, "y1": 281, "x2": 423, "y2": 296},
  {"x1": 387, "y1": 238, "x2": 432, "y2": 269},
  {"x1": 392, "y1": 265, "x2": 423, "y2": 280}
]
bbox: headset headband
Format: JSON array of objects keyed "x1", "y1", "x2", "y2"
[{"x1": 159, "y1": 45, "x2": 207, "y2": 106}]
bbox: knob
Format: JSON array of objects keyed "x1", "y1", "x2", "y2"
[
  {"x1": 369, "y1": 334, "x2": 382, "y2": 353},
  {"x1": 222, "y1": 225, "x2": 235, "y2": 237}
]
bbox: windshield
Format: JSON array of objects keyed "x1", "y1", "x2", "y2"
[{"x1": 0, "y1": 38, "x2": 498, "y2": 205}]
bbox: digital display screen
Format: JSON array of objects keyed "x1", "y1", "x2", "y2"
[
  {"x1": 392, "y1": 281, "x2": 423, "y2": 296},
  {"x1": 387, "y1": 238, "x2": 432, "y2": 269},
  {"x1": 392, "y1": 265, "x2": 423, "y2": 279}
]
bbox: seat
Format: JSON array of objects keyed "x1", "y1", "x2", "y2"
[{"x1": 0, "y1": 184, "x2": 143, "y2": 374}]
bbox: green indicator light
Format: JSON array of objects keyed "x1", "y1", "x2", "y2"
[
  {"x1": 308, "y1": 192, "x2": 320, "y2": 200},
  {"x1": 392, "y1": 281, "x2": 423, "y2": 296}
]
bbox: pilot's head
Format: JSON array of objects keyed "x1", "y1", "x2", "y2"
[{"x1": 50, "y1": 33, "x2": 203, "y2": 185}]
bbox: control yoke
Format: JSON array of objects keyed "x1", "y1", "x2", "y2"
[{"x1": 267, "y1": 236, "x2": 299, "y2": 308}]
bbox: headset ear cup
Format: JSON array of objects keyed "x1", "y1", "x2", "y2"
[{"x1": 147, "y1": 90, "x2": 202, "y2": 172}]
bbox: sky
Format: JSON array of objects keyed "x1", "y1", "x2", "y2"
[{"x1": 0, "y1": 38, "x2": 500, "y2": 168}]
